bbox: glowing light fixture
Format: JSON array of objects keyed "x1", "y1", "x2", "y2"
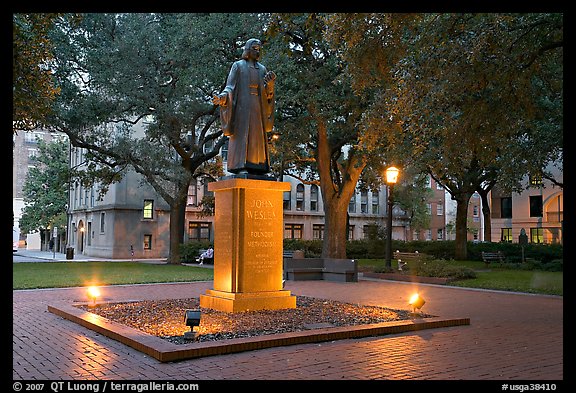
[
  {"x1": 384, "y1": 166, "x2": 400, "y2": 268},
  {"x1": 408, "y1": 293, "x2": 426, "y2": 313},
  {"x1": 184, "y1": 309, "x2": 202, "y2": 340},
  {"x1": 87, "y1": 286, "x2": 101, "y2": 306},
  {"x1": 385, "y1": 166, "x2": 399, "y2": 184}
]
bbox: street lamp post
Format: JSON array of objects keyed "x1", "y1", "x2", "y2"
[{"x1": 385, "y1": 166, "x2": 399, "y2": 269}]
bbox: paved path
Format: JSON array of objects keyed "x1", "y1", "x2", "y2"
[{"x1": 13, "y1": 257, "x2": 563, "y2": 382}]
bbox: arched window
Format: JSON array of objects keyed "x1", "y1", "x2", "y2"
[
  {"x1": 283, "y1": 190, "x2": 291, "y2": 210},
  {"x1": 310, "y1": 184, "x2": 319, "y2": 211},
  {"x1": 296, "y1": 184, "x2": 305, "y2": 211}
]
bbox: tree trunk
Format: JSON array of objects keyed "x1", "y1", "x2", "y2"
[
  {"x1": 166, "y1": 186, "x2": 189, "y2": 264},
  {"x1": 314, "y1": 116, "x2": 366, "y2": 260},
  {"x1": 454, "y1": 191, "x2": 473, "y2": 260},
  {"x1": 479, "y1": 190, "x2": 492, "y2": 242},
  {"x1": 322, "y1": 197, "x2": 349, "y2": 258}
]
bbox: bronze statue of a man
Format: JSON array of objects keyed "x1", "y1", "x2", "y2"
[{"x1": 213, "y1": 38, "x2": 276, "y2": 175}]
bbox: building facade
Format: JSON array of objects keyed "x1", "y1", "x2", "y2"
[
  {"x1": 489, "y1": 162, "x2": 563, "y2": 244},
  {"x1": 13, "y1": 131, "x2": 562, "y2": 259},
  {"x1": 12, "y1": 130, "x2": 68, "y2": 250}
]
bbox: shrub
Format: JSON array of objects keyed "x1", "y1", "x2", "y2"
[
  {"x1": 179, "y1": 241, "x2": 212, "y2": 263},
  {"x1": 409, "y1": 259, "x2": 477, "y2": 280}
]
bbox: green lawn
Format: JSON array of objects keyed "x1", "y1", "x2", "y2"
[
  {"x1": 356, "y1": 258, "x2": 562, "y2": 296},
  {"x1": 13, "y1": 262, "x2": 213, "y2": 290},
  {"x1": 449, "y1": 270, "x2": 563, "y2": 295},
  {"x1": 13, "y1": 259, "x2": 563, "y2": 296}
]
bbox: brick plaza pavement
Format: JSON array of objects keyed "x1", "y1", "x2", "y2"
[{"x1": 13, "y1": 277, "x2": 563, "y2": 383}]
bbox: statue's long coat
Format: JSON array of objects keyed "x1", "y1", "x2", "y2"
[{"x1": 219, "y1": 59, "x2": 275, "y2": 174}]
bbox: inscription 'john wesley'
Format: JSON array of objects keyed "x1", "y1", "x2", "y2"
[
  {"x1": 246, "y1": 210, "x2": 276, "y2": 219},
  {"x1": 246, "y1": 199, "x2": 276, "y2": 220},
  {"x1": 249, "y1": 199, "x2": 273, "y2": 208}
]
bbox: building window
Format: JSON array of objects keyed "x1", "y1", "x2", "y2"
[
  {"x1": 473, "y1": 205, "x2": 479, "y2": 217},
  {"x1": 426, "y1": 229, "x2": 432, "y2": 241},
  {"x1": 436, "y1": 181, "x2": 444, "y2": 190},
  {"x1": 529, "y1": 195, "x2": 543, "y2": 217},
  {"x1": 144, "y1": 234, "x2": 152, "y2": 250},
  {"x1": 143, "y1": 200, "x2": 154, "y2": 219},
  {"x1": 188, "y1": 222, "x2": 211, "y2": 241},
  {"x1": 203, "y1": 138, "x2": 214, "y2": 154},
  {"x1": 203, "y1": 179, "x2": 214, "y2": 198},
  {"x1": 360, "y1": 190, "x2": 368, "y2": 213},
  {"x1": 283, "y1": 190, "x2": 291, "y2": 210},
  {"x1": 530, "y1": 228, "x2": 543, "y2": 244},
  {"x1": 28, "y1": 148, "x2": 38, "y2": 161},
  {"x1": 426, "y1": 203, "x2": 432, "y2": 215},
  {"x1": 371, "y1": 190, "x2": 379, "y2": 214},
  {"x1": 296, "y1": 184, "x2": 305, "y2": 211},
  {"x1": 221, "y1": 139, "x2": 229, "y2": 162},
  {"x1": 437, "y1": 228, "x2": 444, "y2": 240},
  {"x1": 501, "y1": 197, "x2": 512, "y2": 218},
  {"x1": 24, "y1": 132, "x2": 38, "y2": 143},
  {"x1": 529, "y1": 174, "x2": 543, "y2": 187},
  {"x1": 284, "y1": 224, "x2": 303, "y2": 239},
  {"x1": 348, "y1": 192, "x2": 357, "y2": 213},
  {"x1": 437, "y1": 202, "x2": 444, "y2": 216},
  {"x1": 426, "y1": 175, "x2": 432, "y2": 188},
  {"x1": 501, "y1": 228, "x2": 512, "y2": 243},
  {"x1": 188, "y1": 179, "x2": 197, "y2": 206},
  {"x1": 348, "y1": 225, "x2": 355, "y2": 240},
  {"x1": 100, "y1": 212, "x2": 105, "y2": 233},
  {"x1": 87, "y1": 222, "x2": 92, "y2": 246},
  {"x1": 310, "y1": 185, "x2": 319, "y2": 211},
  {"x1": 312, "y1": 224, "x2": 324, "y2": 240},
  {"x1": 363, "y1": 224, "x2": 378, "y2": 239}
]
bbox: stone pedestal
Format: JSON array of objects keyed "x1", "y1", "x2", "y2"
[{"x1": 199, "y1": 178, "x2": 296, "y2": 312}]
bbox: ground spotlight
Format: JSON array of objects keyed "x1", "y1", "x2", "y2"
[
  {"x1": 408, "y1": 293, "x2": 426, "y2": 313},
  {"x1": 86, "y1": 286, "x2": 101, "y2": 306},
  {"x1": 184, "y1": 309, "x2": 201, "y2": 340}
]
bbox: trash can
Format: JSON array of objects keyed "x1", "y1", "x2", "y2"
[{"x1": 66, "y1": 247, "x2": 74, "y2": 260}]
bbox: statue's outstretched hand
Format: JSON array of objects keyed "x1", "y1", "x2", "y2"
[
  {"x1": 212, "y1": 93, "x2": 227, "y2": 106},
  {"x1": 264, "y1": 71, "x2": 276, "y2": 84}
]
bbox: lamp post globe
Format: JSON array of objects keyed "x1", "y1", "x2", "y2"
[{"x1": 385, "y1": 166, "x2": 399, "y2": 269}]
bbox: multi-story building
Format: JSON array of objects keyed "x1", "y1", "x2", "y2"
[
  {"x1": 489, "y1": 162, "x2": 563, "y2": 244},
  {"x1": 12, "y1": 130, "x2": 68, "y2": 250},
  {"x1": 14, "y1": 130, "x2": 562, "y2": 259},
  {"x1": 185, "y1": 175, "x2": 412, "y2": 245},
  {"x1": 410, "y1": 176, "x2": 452, "y2": 242},
  {"x1": 67, "y1": 145, "x2": 171, "y2": 259}
]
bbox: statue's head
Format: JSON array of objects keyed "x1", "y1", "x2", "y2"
[{"x1": 241, "y1": 38, "x2": 262, "y2": 60}]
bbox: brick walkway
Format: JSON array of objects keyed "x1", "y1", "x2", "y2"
[{"x1": 13, "y1": 278, "x2": 563, "y2": 381}]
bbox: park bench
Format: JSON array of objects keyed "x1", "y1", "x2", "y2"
[
  {"x1": 283, "y1": 249, "x2": 305, "y2": 260},
  {"x1": 196, "y1": 249, "x2": 214, "y2": 265},
  {"x1": 393, "y1": 250, "x2": 430, "y2": 271},
  {"x1": 481, "y1": 251, "x2": 505, "y2": 266},
  {"x1": 284, "y1": 257, "x2": 358, "y2": 282}
]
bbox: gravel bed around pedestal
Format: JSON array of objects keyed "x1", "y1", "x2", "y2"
[{"x1": 77, "y1": 296, "x2": 428, "y2": 345}]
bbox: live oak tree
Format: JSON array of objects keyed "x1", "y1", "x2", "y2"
[
  {"x1": 13, "y1": 14, "x2": 71, "y2": 134},
  {"x1": 393, "y1": 14, "x2": 562, "y2": 258},
  {"x1": 46, "y1": 13, "x2": 267, "y2": 263},
  {"x1": 329, "y1": 13, "x2": 562, "y2": 259},
  {"x1": 19, "y1": 138, "x2": 70, "y2": 246},
  {"x1": 267, "y1": 14, "x2": 414, "y2": 258}
]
